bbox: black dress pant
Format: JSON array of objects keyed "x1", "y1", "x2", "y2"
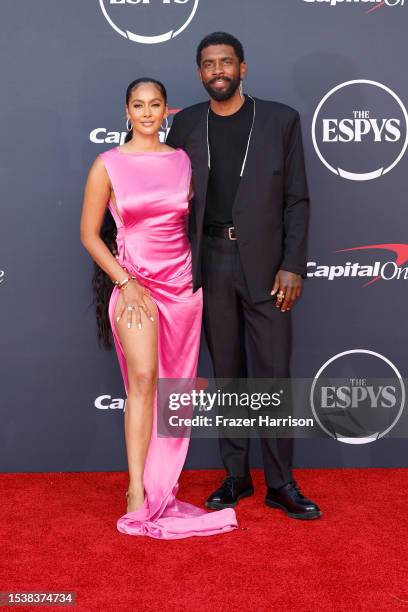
[{"x1": 201, "y1": 233, "x2": 293, "y2": 488}]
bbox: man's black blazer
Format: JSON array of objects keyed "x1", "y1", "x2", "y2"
[{"x1": 166, "y1": 95, "x2": 310, "y2": 304}]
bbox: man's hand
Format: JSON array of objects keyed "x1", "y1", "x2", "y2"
[{"x1": 271, "y1": 270, "x2": 302, "y2": 312}]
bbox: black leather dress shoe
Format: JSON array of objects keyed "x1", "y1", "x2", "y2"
[
  {"x1": 205, "y1": 475, "x2": 254, "y2": 509},
  {"x1": 265, "y1": 480, "x2": 322, "y2": 520}
]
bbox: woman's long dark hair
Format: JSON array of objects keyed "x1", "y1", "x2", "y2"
[{"x1": 92, "y1": 77, "x2": 168, "y2": 350}]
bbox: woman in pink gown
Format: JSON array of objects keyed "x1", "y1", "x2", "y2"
[{"x1": 80, "y1": 78, "x2": 237, "y2": 539}]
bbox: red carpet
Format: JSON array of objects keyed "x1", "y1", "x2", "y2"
[{"x1": 1, "y1": 468, "x2": 407, "y2": 611}]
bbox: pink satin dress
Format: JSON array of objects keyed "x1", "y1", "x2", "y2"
[{"x1": 99, "y1": 146, "x2": 238, "y2": 539}]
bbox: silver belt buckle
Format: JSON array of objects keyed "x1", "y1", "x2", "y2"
[{"x1": 228, "y1": 226, "x2": 237, "y2": 240}]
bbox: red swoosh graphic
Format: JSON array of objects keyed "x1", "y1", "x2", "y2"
[
  {"x1": 335, "y1": 243, "x2": 408, "y2": 286},
  {"x1": 367, "y1": 1, "x2": 385, "y2": 13}
]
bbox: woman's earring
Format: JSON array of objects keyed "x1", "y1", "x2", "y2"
[
  {"x1": 126, "y1": 118, "x2": 132, "y2": 132},
  {"x1": 161, "y1": 117, "x2": 169, "y2": 133}
]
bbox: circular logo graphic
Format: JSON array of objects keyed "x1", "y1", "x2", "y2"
[
  {"x1": 310, "y1": 349, "x2": 405, "y2": 444},
  {"x1": 312, "y1": 80, "x2": 408, "y2": 181},
  {"x1": 99, "y1": 0, "x2": 200, "y2": 44}
]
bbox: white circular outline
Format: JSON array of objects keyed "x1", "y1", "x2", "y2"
[
  {"x1": 310, "y1": 349, "x2": 405, "y2": 444},
  {"x1": 311, "y1": 79, "x2": 408, "y2": 181},
  {"x1": 99, "y1": 0, "x2": 200, "y2": 45}
]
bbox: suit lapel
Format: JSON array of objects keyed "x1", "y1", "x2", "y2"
[
  {"x1": 188, "y1": 102, "x2": 210, "y2": 230},
  {"x1": 232, "y1": 96, "x2": 265, "y2": 215}
]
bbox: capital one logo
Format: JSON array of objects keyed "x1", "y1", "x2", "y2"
[
  {"x1": 95, "y1": 395, "x2": 126, "y2": 409},
  {"x1": 308, "y1": 243, "x2": 408, "y2": 286},
  {"x1": 310, "y1": 350, "x2": 405, "y2": 444},
  {"x1": 312, "y1": 80, "x2": 408, "y2": 180},
  {"x1": 99, "y1": 0, "x2": 199, "y2": 44},
  {"x1": 303, "y1": 0, "x2": 404, "y2": 10},
  {"x1": 89, "y1": 108, "x2": 179, "y2": 145}
]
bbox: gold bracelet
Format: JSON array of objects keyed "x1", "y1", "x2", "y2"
[
  {"x1": 114, "y1": 275, "x2": 130, "y2": 289},
  {"x1": 120, "y1": 279, "x2": 131, "y2": 292}
]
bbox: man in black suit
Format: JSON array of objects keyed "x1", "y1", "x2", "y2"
[{"x1": 167, "y1": 32, "x2": 321, "y2": 520}]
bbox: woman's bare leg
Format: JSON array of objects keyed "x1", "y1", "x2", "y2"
[{"x1": 114, "y1": 294, "x2": 158, "y2": 512}]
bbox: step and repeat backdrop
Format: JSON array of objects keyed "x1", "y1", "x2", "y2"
[{"x1": 1, "y1": 0, "x2": 407, "y2": 472}]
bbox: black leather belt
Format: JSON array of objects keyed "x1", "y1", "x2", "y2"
[{"x1": 203, "y1": 224, "x2": 237, "y2": 240}]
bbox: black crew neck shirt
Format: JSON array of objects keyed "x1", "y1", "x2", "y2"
[{"x1": 204, "y1": 94, "x2": 254, "y2": 226}]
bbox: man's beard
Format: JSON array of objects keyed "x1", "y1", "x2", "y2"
[{"x1": 203, "y1": 75, "x2": 241, "y2": 102}]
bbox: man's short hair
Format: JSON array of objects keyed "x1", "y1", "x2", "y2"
[{"x1": 196, "y1": 32, "x2": 245, "y2": 67}]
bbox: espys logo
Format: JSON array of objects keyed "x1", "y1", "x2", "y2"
[
  {"x1": 303, "y1": 0, "x2": 404, "y2": 12},
  {"x1": 312, "y1": 80, "x2": 408, "y2": 181},
  {"x1": 310, "y1": 350, "x2": 405, "y2": 444},
  {"x1": 308, "y1": 243, "x2": 408, "y2": 286},
  {"x1": 99, "y1": 0, "x2": 199, "y2": 44}
]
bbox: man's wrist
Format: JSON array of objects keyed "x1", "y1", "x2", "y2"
[{"x1": 279, "y1": 260, "x2": 307, "y2": 277}]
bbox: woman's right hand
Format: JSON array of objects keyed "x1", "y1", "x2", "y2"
[{"x1": 116, "y1": 278, "x2": 155, "y2": 329}]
